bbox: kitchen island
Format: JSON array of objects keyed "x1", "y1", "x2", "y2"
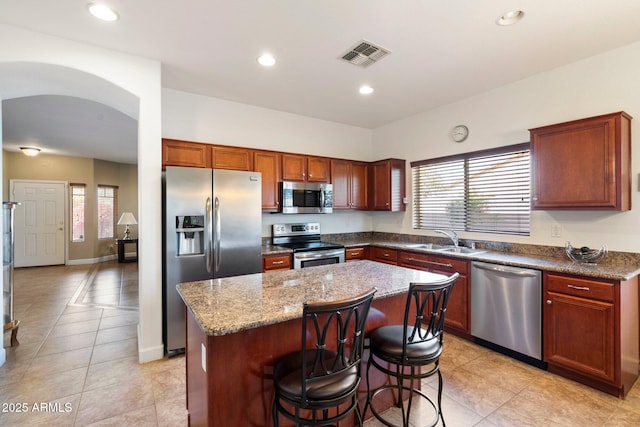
[{"x1": 177, "y1": 260, "x2": 447, "y2": 426}]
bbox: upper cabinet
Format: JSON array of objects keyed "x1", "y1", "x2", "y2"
[
  {"x1": 211, "y1": 146, "x2": 252, "y2": 171},
  {"x1": 282, "y1": 154, "x2": 331, "y2": 182},
  {"x1": 331, "y1": 159, "x2": 368, "y2": 210},
  {"x1": 369, "y1": 159, "x2": 406, "y2": 211},
  {"x1": 162, "y1": 139, "x2": 210, "y2": 169},
  {"x1": 162, "y1": 138, "x2": 406, "y2": 213},
  {"x1": 253, "y1": 150, "x2": 281, "y2": 212},
  {"x1": 530, "y1": 112, "x2": 632, "y2": 211}
]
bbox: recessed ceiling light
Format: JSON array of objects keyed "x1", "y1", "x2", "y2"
[
  {"x1": 359, "y1": 85, "x2": 374, "y2": 95},
  {"x1": 87, "y1": 3, "x2": 119, "y2": 22},
  {"x1": 496, "y1": 10, "x2": 524, "y2": 26},
  {"x1": 257, "y1": 54, "x2": 276, "y2": 67}
]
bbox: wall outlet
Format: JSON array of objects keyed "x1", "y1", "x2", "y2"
[{"x1": 551, "y1": 225, "x2": 562, "y2": 238}]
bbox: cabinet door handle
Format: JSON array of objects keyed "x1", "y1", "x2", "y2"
[
  {"x1": 383, "y1": 253, "x2": 390, "y2": 257},
  {"x1": 567, "y1": 284, "x2": 590, "y2": 291},
  {"x1": 272, "y1": 260, "x2": 284, "y2": 265},
  {"x1": 423, "y1": 260, "x2": 454, "y2": 269},
  {"x1": 546, "y1": 300, "x2": 552, "y2": 304}
]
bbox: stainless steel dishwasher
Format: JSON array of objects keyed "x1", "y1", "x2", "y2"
[{"x1": 471, "y1": 261, "x2": 542, "y2": 360}]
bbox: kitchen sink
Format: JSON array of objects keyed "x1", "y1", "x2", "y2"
[
  {"x1": 439, "y1": 246, "x2": 487, "y2": 255},
  {"x1": 404, "y1": 243, "x2": 487, "y2": 255},
  {"x1": 404, "y1": 243, "x2": 450, "y2": 250}
]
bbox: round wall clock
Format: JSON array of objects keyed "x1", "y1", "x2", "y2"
[{"x1": 451, "y1": 125, "x2": 469, "y2": 142}]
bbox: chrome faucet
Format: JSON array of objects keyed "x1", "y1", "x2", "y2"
[{"x1": 434, "y1": 229, "x2": 459, "y2": 247}]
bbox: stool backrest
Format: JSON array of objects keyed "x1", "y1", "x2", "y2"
[
  {"x1": 301, "y1": 288, "x2": 376, "y2": 403},
  {"x1": 402, "y1": 273, "x2": 459, "y2": 358}
]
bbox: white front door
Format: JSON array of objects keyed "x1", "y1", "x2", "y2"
[{"x1": 11, "y1": 180, "x2": 66, "y2": 267}]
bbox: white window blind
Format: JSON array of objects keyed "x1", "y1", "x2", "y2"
[
  {"x1": 97, "y1": 185, "x2": 118, "y2": 239},
  {"x1": 412, "y1": 144, "x2": 530, "y2": 236}
]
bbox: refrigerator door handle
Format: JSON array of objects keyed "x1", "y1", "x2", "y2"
[
  {"x1": 214, "y1": 197, "x2": 221, "y2": 273},
  {"x1": 205, "y1": 197, "x2": 213, "y2": 273}
]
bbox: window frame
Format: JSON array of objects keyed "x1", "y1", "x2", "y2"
[
  {"x1": 70, "y1": 183, "x2": 86, "y2": 243},
  {"x1": 97, "y1": 185, "x2": 119, "y2": 240},
  {"x1": 411, "y1": 142, "x2": 531, "y2": 236}
]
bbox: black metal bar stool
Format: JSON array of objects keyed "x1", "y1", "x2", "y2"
[
  {"x1": 272, "y1": 288, "x2": 376, "y2": 426},
  {"x1": 365, "y1": 273, "x2": 458, "y2": 427}
]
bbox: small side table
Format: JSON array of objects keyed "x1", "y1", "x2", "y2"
[{"x1": 116, "y1": 238, "x2": 138, "y2": 263}]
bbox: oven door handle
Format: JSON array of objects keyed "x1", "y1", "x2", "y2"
[{"x1": 295, "y1": 249, "x2": 344, "y2": 260}]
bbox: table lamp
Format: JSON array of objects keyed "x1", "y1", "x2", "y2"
[{"x1": 117, "y1": 212, "x2": 137, "y2": 240}]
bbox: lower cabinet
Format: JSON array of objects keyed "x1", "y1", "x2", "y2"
[
  {"x1": 398, "y1": 250, "x2": 470, "y2": 334},
  {"x1": 262, "y1": 253, "x2": 292, "y2": 272},
  {"x1": 345, "y1": 246, "x2": 369, "y2": 261},
  {"x1": 369, "y1": 246, "x2": 398, "y2": 265},
  {"x1": 543, "y1": 272, "x2": 639, "y2": 397}
]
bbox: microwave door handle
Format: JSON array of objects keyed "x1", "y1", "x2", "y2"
[
  {"x1": 214, "y1": 197, "x2": 221, "y2": 273},
  {"x1": 205, "y1": 197, "x2": 213, "y2": 274},
  {"x1": 319, "y1": 190, "x2": 324, "y2": 208}
]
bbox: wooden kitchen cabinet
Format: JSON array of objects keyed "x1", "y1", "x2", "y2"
[
  {"x1": 530, "y1": 111, "x2": 632, "y2": 210},
  {"x1": 211, "y1": 146, "x2": 252, "y2": 171},
  {"x1": 543, "y1": 272, "x2": 639, "y2": 397},
  {"x1": 369, "y1": 159, "x2": 406, "y2": 211},
  {"x1": 398, "y1": 250, "x2": 470, "y2": 334},
  {"x1": 253, "y1": 150, "x2": 281, "y2": 211},
  {"x1": 281, "y1": 154, "x2": 330, "y2": 182},
  {"x1": 370, "y1": 246, "x2": 398, "y2": 265},
  {"x1": 262, "y1": 253, "x2": 292, "y2": 272},
  {"x1": 345, "y1": 246, "x2": 369, "y2": 261},
  {"x1": 162, "y1": 138, "x2": 210, "y2": 169},
  {"x1": 330, "y1": 159, "x2": 368, "y2": 210}
]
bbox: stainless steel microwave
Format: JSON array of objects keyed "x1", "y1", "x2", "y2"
[{"x1": 280, "y1": 182, "x2": 333, "y2": 214}]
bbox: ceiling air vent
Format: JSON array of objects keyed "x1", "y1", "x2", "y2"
[{"x1": 340, "y1": 40, "x2": 391, "y2": 67}]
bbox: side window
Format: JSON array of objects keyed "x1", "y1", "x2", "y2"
[
  {"x1": 97, "y1": 185, "x2": 118, "y2": 239},
  {"x1": 70, "y1": 183, "x2": 86, "y2": 242}
]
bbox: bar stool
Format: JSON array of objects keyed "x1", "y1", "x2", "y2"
[
  {"x1": 272, "y1": 288, "x2": 376, "y2": 426},
  {"x1": 365, "y1": 273, "x2": 458, "y2": 427}
]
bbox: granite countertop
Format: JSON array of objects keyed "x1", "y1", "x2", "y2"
[
  {"x1": 261, "y1": 237, "x2": 640, "y2": 281},
  {"x1": 176, "y1": 260, "x2": 446, "y2": 336},
  {"x1": 327, "y1": 239, "x2": 640, "y2": 282}
]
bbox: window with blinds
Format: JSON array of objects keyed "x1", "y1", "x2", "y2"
[
  {"x1": 97, "y1": 185, "x2": 119, "y2": 240},
  {"x1": 412, "y1": 143, "x2": 530, "y2": 236}
]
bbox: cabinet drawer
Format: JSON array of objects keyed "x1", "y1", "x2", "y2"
[
  {"x1": 371, "y1": 246, "x2": 398, "y2": 264},
  {"x1": 428, "y1": 255, "x2": 469, "y2": 275},
  {"x1": 263, "y1": 254, "x2": 292, "y2": 271},
  {"x1": 545, "y1": 273, "x2": 615, "y2": 302},
  {"x1": 398, "y1": 250, "x2": 430, "y2": 270},
  {"x1": 345, "y1": 247, "x2": 368, "y2": 261}
]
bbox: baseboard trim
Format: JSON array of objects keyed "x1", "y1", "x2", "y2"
[
  {"x1": 138, "y1": 324, "x2": 164, "y2": 363},
  {"x1": 67, "y1": 255, "x2": 118, "y2": 265}
]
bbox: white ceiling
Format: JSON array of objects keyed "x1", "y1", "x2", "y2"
[{"x1": 3, "y1": 0, "x2": 640, "y2": 164}]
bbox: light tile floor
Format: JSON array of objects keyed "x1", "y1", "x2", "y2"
[{"x1": 1, "y1": 262, "x2": 639, "y2": 426}]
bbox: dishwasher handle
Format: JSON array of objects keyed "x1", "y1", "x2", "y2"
[{"x1": 473, "y1": 262, "x2": 540, "y2": 278}]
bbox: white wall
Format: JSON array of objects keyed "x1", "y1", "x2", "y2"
[
  {"x1": 372, "y1": 41, "x2": 640, "y2": 253},
  {"x1": 0, "y1": 24, "x2": 164, "y2": 363},
  {"x1": 162, "y1": 88, "x2": 375, "y2": 235}
]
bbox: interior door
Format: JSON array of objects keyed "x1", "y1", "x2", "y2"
[{"x1": 11, "y1": 180, "x2": 66, "y2": 267}]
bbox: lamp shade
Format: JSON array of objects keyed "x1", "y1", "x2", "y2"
[{"x1": 117, "y1": 212, "x2": 137, "y2": 225}]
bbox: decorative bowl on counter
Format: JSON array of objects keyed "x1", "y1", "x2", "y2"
[{"x1": 565, "y1": 241, "x2": 607, "y2": 264}]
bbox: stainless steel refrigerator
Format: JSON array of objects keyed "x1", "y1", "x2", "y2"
[{"x1": 163, "y1": 166, "x2": 262, "y2": 355}]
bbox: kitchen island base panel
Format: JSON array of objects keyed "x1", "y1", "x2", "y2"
[{"x1": 185, "y1": 292, "x2": 413, "y2": 426}]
